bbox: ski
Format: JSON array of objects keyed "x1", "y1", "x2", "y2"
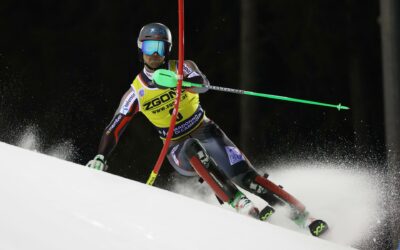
[
  {"x1": 308, "y1": 219, "x2": 329, "y2": 237},
  {"x1": 259, "y1": 173, "x2": 329, "y2": 237},
  {"x1": 259, "y1": 205, "x2": 275, "y2": 221},
  {"x1": 290, "y1": 210, "x2": 329, "y2": 237}
]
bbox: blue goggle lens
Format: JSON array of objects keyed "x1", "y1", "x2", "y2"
[{"x1": 142, "y1": 40, "x2": 166, "y2": 56}]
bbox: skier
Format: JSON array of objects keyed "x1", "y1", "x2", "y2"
[{"x1": 87, "y1": 22, "x2": 295, "y2": 222}]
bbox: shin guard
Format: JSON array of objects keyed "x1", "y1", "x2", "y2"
[
  {"x1": 242, "y1": 171, "x2": 305, "y2": 212},
  {"x1": 183, "y1": 138, "x2": 238, "y2": 203},
  {"x1": 254, "y1": 175, "x2": 306, "y2": 212}
]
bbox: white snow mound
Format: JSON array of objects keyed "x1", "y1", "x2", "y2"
[{"x1": 0, "y1": 142, "x2": 355, "y2": 250}]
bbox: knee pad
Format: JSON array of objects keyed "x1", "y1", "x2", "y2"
[
  {"x1": 241, "y1": 171, "x2": 264, "y2": 193},
  {"x1": 182, "y1": 138, "x2": 212, "y2": 168}
]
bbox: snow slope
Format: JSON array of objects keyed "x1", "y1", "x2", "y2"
[
  {"x1": 0, "y1": 142, "x2": 354, "y2": 250},
  {"x1": 170, "y1": 159, "x2": 385, "y2": 249}
]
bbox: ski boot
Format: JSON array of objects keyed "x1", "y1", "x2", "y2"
[
  {"x1": 290, "y1": 209, "x2": 310, "y2": 227},
  {"x1": 229, "y1": 191, "x2": 260, "y2": 219},
  {"x1": 229, "y1": 191, "x2": 275, "y2": 221}
]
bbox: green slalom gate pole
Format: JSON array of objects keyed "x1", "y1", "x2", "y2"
[{"x1": 153, "y1": 69, "x2": 350, "y2": 111}]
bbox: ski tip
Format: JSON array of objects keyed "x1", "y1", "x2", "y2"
[
  {"x1": 259, "y1": 206, "x2": 275, "y2": 221},
  {"x1": 308, "y1": 219, "x2": 329, "y2": 237}
]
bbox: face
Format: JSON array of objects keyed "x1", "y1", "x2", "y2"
[{"x1": 143, "y1": 53, "x2": 165, "y2": 69}]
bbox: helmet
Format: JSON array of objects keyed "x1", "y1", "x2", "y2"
[{"x1": 137, "y1": 23, "x2": 172, "y2": 54}]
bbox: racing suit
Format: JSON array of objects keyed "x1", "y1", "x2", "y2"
[{"x1": 97, "y1": 60, "x2": 260, "y2": 190}]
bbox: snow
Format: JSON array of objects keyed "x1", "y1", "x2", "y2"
[
  {"x1": 0, "y1": 142, "x2": 355, "y2": 250},
  {"x1": 171, "y1": 162, "x2": 385, "y2": 249}
]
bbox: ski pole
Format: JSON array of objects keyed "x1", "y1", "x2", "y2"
[{"x1": 153, "y1": 69, "x2": 350, "y2": 111}]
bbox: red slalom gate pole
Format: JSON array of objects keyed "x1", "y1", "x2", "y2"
[{"x1": 147, "y1": 0, "x2": 185, "y2": 185}]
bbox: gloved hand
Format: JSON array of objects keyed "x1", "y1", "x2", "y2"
[
  {"x1": 86, "y1": 154, "x2": 108, "y2": 171},
  {"x1": 152, "y1": 79, "x2": 170, "y2": 89}
]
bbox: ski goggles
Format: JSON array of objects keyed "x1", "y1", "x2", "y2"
[{"x1": 141, "y1": 40, "x2": 166, "y2": 57}]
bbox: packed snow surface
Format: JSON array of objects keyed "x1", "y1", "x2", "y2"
[{"x1": 0, "y1": 142, "x2": 354, "y2": 250}]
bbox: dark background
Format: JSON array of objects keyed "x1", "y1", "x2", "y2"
[
  {"x1": 0, "y1": 0, "x2": 397, "y2": 249},
  {"x1": 0, "y1": 0, "x2": 385, "y2": 179}
]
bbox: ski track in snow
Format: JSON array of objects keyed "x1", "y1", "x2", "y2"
[{"x1": 170, "y1": 162, "x2": 386, "y2": 249}]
